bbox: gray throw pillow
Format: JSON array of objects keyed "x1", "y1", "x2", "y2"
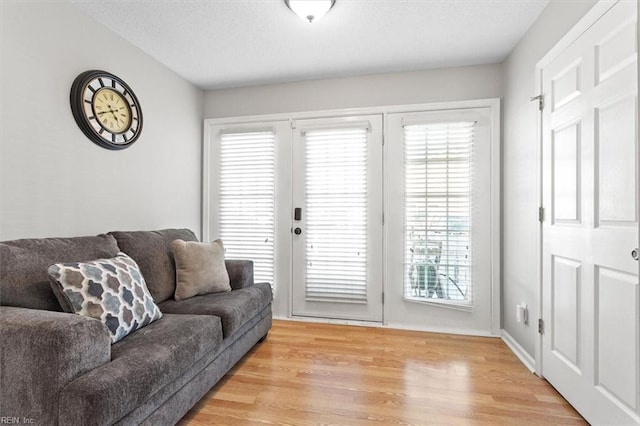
[
  {"x1": 172, "y1": 239, "x2": 231, "y2": 301},
  {"x1": 47, "y1": 252, "x2": 163, "y2": 344}
]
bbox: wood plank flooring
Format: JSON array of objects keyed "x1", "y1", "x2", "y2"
[{"x1": 178, "y1": 320, "x2": 585, "y2": 425}]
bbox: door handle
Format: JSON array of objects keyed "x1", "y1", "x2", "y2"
[
  {"x1": 632, "y1": 248, "x2": 639, "y2": 261},
  {"x1": 294, "y1": 227, "x2": 302, "y2": 235}
]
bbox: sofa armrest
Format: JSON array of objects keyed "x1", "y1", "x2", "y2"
[
  {"x1": 225, "y1": 259, "x2": 255, "y2": 290},
  {"x1": 0, "y1": 307, "x2": 111, "y2": 425}
]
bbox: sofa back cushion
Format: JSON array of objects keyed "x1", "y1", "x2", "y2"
[
  {"x1": 0, "y1": 234, "x2": 120, "y2": 311},
  {"x1": 109, "y1": 229, "x2": 198, "y2": 303}
]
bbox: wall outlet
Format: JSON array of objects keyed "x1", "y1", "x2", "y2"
[{"x1": 516, "y1": 303, "x2": 528, "y2": 325}]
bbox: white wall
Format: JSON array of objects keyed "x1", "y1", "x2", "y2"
[
  {"x1": 0, "y1": 1, "x2": 204, "y2": 240},
  {"x1": 204, "y1": 63, "x2": 503, "y2": 118},
  {"x1": 502, "y1": 0, "x2": 597, "y2": 357}
]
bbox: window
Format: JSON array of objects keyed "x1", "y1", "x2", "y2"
[
  {"x1": 404, "y1": 121, "x2": 474, "y2": 304},
  {"x1": 218, "y1": 130, "x2": 275, "y2": 285}
]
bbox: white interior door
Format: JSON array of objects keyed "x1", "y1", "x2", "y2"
[
  {"x1": 291, "y1": 115, "x2": 383, "y2": 322},
  {"x1": 541, "y1": 1, "x2": 639, "y2": 423}
]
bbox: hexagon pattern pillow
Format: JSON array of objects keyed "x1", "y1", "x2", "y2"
[{"x1": 48, "y1": 252, "x2": 162, "y2": 343}]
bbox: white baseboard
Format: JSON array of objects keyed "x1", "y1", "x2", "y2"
[
  {"x1": 385, "y1": 321, "x2": 498, "y2": 337},
  {"x1": 272, "y1": 315, "x2": 498, "y2": 337},
  {"x1": 272, "y1": 315, "x2": 383, "y2": 327},
  {"x1": 501, "y1": 329, "x2": 536, "y2": 373}
]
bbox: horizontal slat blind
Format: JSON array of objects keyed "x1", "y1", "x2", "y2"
[
  {"x1": 304, "y1": 127, "x2": 368, "y2": 303},
  {"x1": 404, "y1": 121, "x2": 474, "y2": 303},
  {"x1": 219, "y1": 131, "x2": 275, "y2": 286}
]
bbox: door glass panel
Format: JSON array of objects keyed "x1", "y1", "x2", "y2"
[
  {"x1": 218, "y1": 130, "x2": 276, "y2": 285},
  {"x1": 404, "y1": 122, "x2": 474, "y2": 305},
  {"x1": 304, "y1": 127, "x2": 368, "y2": 303}
]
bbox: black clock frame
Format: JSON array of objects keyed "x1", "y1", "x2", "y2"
[{"x1": 70, "y1": 70, "x2": 143, "y2": 150}]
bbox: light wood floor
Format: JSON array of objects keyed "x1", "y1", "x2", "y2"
[{"x1": 179, "y1": 320, "x2": 585, "y2": 425}]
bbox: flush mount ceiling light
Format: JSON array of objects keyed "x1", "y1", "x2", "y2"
[{"x1": 285, "y1": 0, "x2": 336, "y2": 24}]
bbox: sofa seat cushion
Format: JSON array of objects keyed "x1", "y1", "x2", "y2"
[
  {"x1": 0, "y1": 234, "x2": 120, "y2": 311},
  {"x1": 159, "y1": 282, "x2": 272, "y2": 338},
  {"x1": 59, "y1": 313, "x2": 223, "y2": 425},
  {"x1": 109, "y1": 229, "x2": 198, "y2": 304}
]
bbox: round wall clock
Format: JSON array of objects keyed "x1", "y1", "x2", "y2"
[{"x1": 70, "y1": 70, "x2": 143, "y2": 150}]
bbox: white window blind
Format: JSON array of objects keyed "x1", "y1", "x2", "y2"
[
  {"x1": 404, "y1": 121, "x2": 474, "y2": 304},
  {"x1": 304, "y1": 127, "x2": 368, "y2": 303},
  {"x1": 219, "y1": 130, "x2": 275, "y2": 285}
]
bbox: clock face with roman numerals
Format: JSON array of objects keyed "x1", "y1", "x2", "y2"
[{"x1": 70, "y1": 70, "x2": 143, "y2": 150}]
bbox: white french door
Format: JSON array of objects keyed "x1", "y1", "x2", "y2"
[
  {"x1": 204, "y1": 120, "x2": 292, "y2": 318},
  {"x1": 291, "y1": 115, "x2": 383, "y2": 322},
  {"x1": 205, "y1": 102, "x2": 499, "y2": 328},
  {"x1": 385, "y1": 106, "x2": 498, "y2": 334},
  {"x1": 541, "y1": 1, "x2": 639, "y2": 423}
]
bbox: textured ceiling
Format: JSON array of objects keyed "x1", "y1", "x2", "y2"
[{"x1": 72, "y1": 0, "x2": 549, "y2": 90}]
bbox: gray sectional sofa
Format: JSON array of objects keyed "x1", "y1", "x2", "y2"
[{"x1": 0, "y1": 229, "x2": 272, "y2": 425}]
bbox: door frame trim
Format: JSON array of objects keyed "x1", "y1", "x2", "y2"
[{"x1": 534, "y1": 0, "x2": 623, "y2": 377}]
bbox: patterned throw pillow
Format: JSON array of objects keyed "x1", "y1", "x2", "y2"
[{"x1": 48, "y1": 252, "x2": 162, "y2": 343}]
